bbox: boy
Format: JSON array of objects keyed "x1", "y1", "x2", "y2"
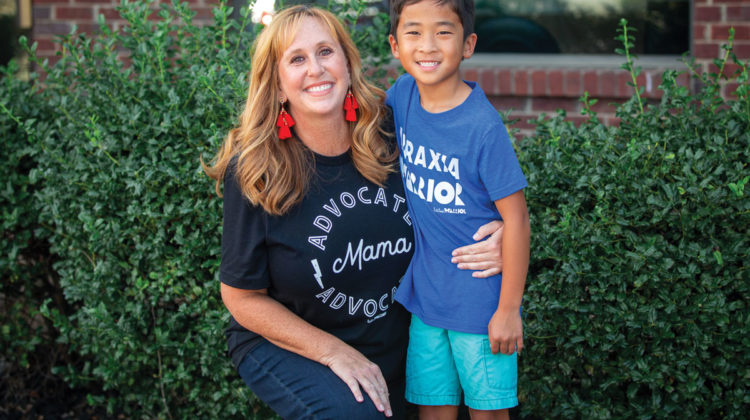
[{"x1": 386, "y1": 0, "x2": 530, "y2": 419}]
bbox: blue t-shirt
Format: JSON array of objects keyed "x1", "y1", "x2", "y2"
[{"x1": 386, "y1": 74, "x2": 527, "y2": 334}]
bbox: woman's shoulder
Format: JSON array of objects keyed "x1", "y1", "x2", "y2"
[{"x1": 223, "y1": 154, "x2": 241, "y2": 186}]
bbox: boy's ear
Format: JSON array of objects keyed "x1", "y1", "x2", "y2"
[
  {"x1": 388, "y1": 34, "x2": 400, "y2": 59},
  {"x1": 462, "y1": 33, "x2": 478, "y2": 59}
]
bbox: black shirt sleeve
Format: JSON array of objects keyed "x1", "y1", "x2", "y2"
[{"x1": 219, "y1": 160, "x2": 270, "y2": 290}]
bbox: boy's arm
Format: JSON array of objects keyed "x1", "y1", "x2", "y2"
[{"x1": 488, "y1": 190, "x2": 530, "y2": 355}]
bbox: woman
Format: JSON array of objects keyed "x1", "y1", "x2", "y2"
[{"x1": 204, "y1": 5, "x2": 503, "y2": 419}]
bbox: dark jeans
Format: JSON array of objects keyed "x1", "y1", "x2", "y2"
[{"x1": 237, "y1": 339, "x2": 406, "y2": 420}]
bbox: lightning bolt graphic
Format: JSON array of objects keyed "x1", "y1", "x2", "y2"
[{"x1": 311, "y1": 259, "x2": 324, "y2": 289}]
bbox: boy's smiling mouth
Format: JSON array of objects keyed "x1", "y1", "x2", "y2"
[{"x1": 417, "y1": 61, "x2": 440, "y2": 69}]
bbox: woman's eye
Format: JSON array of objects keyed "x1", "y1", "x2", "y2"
[
  {"x1": 320, "y1": 47, "x2": 333, "y2": 56},
  {"x1": 290, "y1": 56, "x2": 304, "y2": 64}
]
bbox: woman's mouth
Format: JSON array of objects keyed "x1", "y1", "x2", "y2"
[{"x1": 305, "y1": 83, "x2": 334, "y2": 93}]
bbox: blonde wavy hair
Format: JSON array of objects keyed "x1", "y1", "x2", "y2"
[{"x1": 203, "y1": 5, "x2": 396, "y2": 215}]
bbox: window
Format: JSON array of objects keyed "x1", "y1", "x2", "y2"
[
  {"x1": 231, "y1": 0, "x2": 691, "y2": 57},
  {"x1": 0, "y1": 0, "x2": 31, "y2": 68},
  {"x1": 474, "y1": 0, "x2": 690, "y2": 55}
]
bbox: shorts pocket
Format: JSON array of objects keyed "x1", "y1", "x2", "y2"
[{"x1": 481, "y1": 339, "x2": 517, "y2": 390}]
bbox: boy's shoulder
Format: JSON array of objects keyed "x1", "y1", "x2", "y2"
[
  {"x1": 390, "y1": 74, "x2": 495, "y2": 111},
  {"x1": 385, "y1": 73, "x2": 417, "y2": 108},
  {"x1": 394, "y1": 73, "x2": 415, "y2": 85},
  {"x1": 387, "y1": 73, "x2": 417, "y2": 95},
  {"x1": 459, "y1": 81, "x2": 508, "y2": 130},
  {"x1": 388, "y1": 75, "x2": 507, "y2": 136}
]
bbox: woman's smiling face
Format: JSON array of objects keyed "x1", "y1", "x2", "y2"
[{"x1": 277, "y1": 17, "x2": 350, "y2": 122}]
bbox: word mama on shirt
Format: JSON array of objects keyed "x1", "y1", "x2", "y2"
[
  {"x1": 332, "y1": 237, "x2": 412, "y2": 273},
  {"x1": 399, "y1": 128, "x2": 464, "y2": 207},
  {"x1": 306, "y1": 185, "x2": 413, "y2": 322}
]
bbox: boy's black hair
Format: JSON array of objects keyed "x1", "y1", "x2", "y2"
[{"x1": 389, "y1": 0, "x2": 475, "y2": 41}]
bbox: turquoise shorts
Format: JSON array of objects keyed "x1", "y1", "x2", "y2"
[{"x1": 404, "y1": 315, "x2": 518, "y2": 411}]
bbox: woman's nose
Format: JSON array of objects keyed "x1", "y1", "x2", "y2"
[{"x1": 307, "y1": 57, "x2": 325, "y2": 76}]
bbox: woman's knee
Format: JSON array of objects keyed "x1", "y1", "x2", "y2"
[
  {"x1": 310, "y1": 392, "x2": 385, "y2": 419},
  {"x1": 237, "y1": 342, "x2": 392, "y2": 419},
  {"x1": 252, "y1": 372, "x2": 386, "y2": 419}
]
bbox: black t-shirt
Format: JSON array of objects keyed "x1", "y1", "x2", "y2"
[{"x1": 220, "y1": 148, "x2": 414, "y2": 384}]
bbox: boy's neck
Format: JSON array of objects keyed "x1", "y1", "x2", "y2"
[{"x1": 415, "y1": 75, "x2": 472, "y2": 114}]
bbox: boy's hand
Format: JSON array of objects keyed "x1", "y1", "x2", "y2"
[{"x1": 488, "y1": 309, "x2": 523, "y2": 355}]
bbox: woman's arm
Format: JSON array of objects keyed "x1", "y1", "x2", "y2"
[
  {"x1": 220, "y1": 283, "x2": 393, "y2": 417},
  {"x1": 451, "y1": 220, "x2": 504, "y2": 278}
]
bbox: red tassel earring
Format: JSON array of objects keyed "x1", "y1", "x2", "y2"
[
  {"x1": 344, "y1": 88, "x2": 359, "y2": 122},
  {"x1": 276, "y1": 99, "x2": 295, "y2": 140}
]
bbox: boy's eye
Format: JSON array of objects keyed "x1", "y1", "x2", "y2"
[
  {"x1": 438, "y1": 31, "x2": 453, "y2": 35},
  {"x1": 405, "y1": 31, "x2": 420, "y2": 36}
]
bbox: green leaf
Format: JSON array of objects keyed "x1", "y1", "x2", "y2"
[{"x1": 713, "y1": 250, "x2": 724, "y2": 265}]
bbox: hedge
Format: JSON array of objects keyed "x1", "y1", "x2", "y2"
[
  {"x1": 3, "y1": 1, "x2": 253, "y2": 417},
  {"x1": 516, "y1": 23, "x2": 749, "y2": 418},
  {"x1": 0, "y1": 58, "x2": 63, "y2": 411},
  {"x1": 0, "y1": 1, "x2": 747, "y2": 418}
]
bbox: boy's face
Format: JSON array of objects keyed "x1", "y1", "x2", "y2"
[{"x1": 389, "y1": 0, "x2": 477, "y2": 91}]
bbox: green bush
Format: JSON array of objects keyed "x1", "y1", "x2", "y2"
[
  {"x1": 0, "y1": 0, "x2": 393, "y2": 418},
  {"x1": 517, "y1": 23, "x2": 749, "y2": 419},
  {"x1": 1, "y1": 3, "x2": 747, "y2": 419},
  {"x1": 0, "y1": 58, "x2": 63, "y2": 411},
  {"x1": 16, "y1": 1, "x2": 250, "y2": 417}
]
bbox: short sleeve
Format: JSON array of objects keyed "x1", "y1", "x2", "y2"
[
  {"x1": 219, "y1": 160, "x2": 271, "y2": 289},
  {"x1": 478, "y1": 122, "x2": 528, "y2": 201}
]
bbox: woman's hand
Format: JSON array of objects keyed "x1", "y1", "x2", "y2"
[
  {"x1": 451, "y1": 220, "x2": 504, "y2": 278},
  {"x1": 220, "y1": 284, "x2": 393, "y2": 416},
  {"x1": 322, "y1": 345, "x2": 393, "y2": 417}
]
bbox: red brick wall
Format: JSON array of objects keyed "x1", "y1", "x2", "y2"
[
  {"x1": 30, "y1": 0, "x2": 750, "y2": 133},
  {"x1": 31, "y1": 0, "x2": 218, "y2": 66},
  {"x1": 459, "y1": 67, "x2": 690, "y2": 134},
  {"x1": 693, "y1": 0, "x2": 750, "y2": 97}
]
